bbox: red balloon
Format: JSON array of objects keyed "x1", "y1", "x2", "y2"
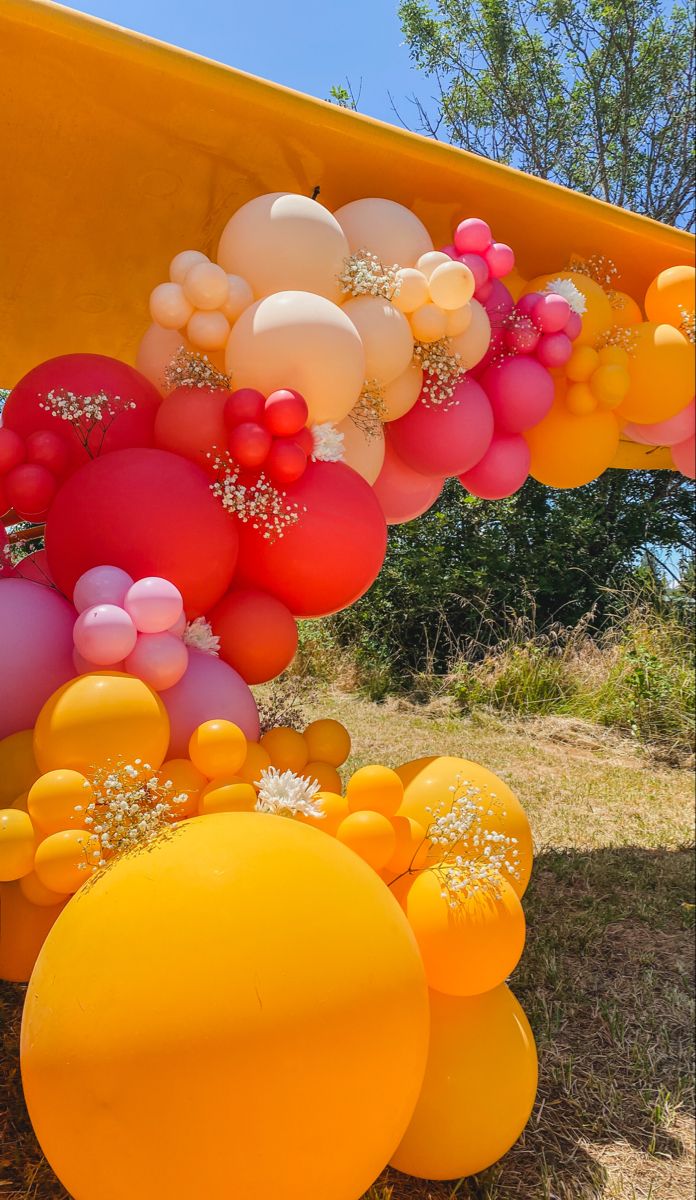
[
  {"x1": 4, "y1": 463, "x2": 57, "y2": 518},
  {"x1": 0, "y1": 479, "x2": 9, "y2": 519},
  {"x1": 228, "y1": 422, "x2": 273, "y2": 469},
  {"x1": 294, "y1": 427, "x2": 314, "y2": 456},
  {"x1": 46, "y1": 448, "x2": 239, "y2": 617},
  {"x1": 265, "y1": 438, "x2": 307, "y2": 484},
  {"x1": 0, "y1": 524, "x2": 15, "y2": 577},
  {"x1": 482, "y1": 357, "x2": 554, "y2": 433},
  {"x1": 154, "y1": 386, "x2": 228, "y2": 473},
  {"x1": 209, "y1": 587, "x2": 299, "y2": 683},
  {"x1": 224, "y1": 388, "x2": 266, "y2": 428},
  {"x1": 3, "y1": 354, "x2": 162, "y2": 470},
  {"x1": 0, "y1": 428, "x2": 25, "y2": 474},
  {"x1": 236, "y1": 461, "x2": 387, "y2": 617},
  {"x1": 25, "y1": 430, "x2": 71, "y2": 478},
  {"x1": 12, "y1": 548, "x2": 55, "y2": 587},
  {"x1": 374, "y1": 438, "x2": 444, "y2": 525},
  {"x1": 263, "y1": 389, "x2": 309, "y2": 437},
  {"x1": 388, "y1": 379, "x2": 494, "y2": 477}
]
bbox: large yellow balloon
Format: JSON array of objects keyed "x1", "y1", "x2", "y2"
[
  {"x1": 448, "y1": 298, "x2": 491, "y2": 369},
  {"x1": 341, "y1": 296, "x2": 414, "y2": 385},
  {"x1": 0, "y1": 729, "x2": 39, "y2": 806},
  {"x1": 396, "y1": 755, "x2": 533, "y2": 898},
  {"x1": 336, "y1": 414, "x2": 385, "y2": 484},
  {"x1": 334, "y1": 198, "x2": 433, "y2": 267},
  {"x1": 33, "y1": 674, "x2": 170, "y2": 775},
  {"x1": 618, "y1": 322, "x2": 694, "y2": 423},
  {"x1": 391, "y1": 985, "x2": 538, "y2": 1179},
  {"x1": 524, "y1": 271, "x2": 613, "y2": 346},
  {"x1": 525, "y1": 397, "x2": 620, "y2": 488},
  {"x1": 0, "y1": 880, "x2": 66, "y2": 983},
  {"x1": 22, "y1": 814, "x2": 429, "y2": 1200},
  {"x1": 225, "y1": 291, "x2": 365, "y2": 424},
  {"x1": 217, "y1": 192, "x2": 349, "y2": 303},
  {"x1": 645, "y1": 265, "x2": 695, "y2": 328}
]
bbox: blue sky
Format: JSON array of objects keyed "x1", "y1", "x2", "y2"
[{"x1": 65, "y1": 0, "x2": 432, "y2": 125}]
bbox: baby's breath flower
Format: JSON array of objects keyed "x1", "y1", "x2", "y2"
[
  {"x1": 39, "y1": 389, "x2": 137, "y2": 456},
  {"x1": 595, "y1": 326, "x2": 638, "y2": 353},
  {"x1": 677, "y1": 305, "x2": 695, "y2": 344},
  {"x1": 350, "y1": 380, "x2": 388, "y2": 439},
  {"x1": 311, "y1": 422, "x2": 345, "y2": 462},
  {"x1": 80, "y1": 759, "x2": 186, "y2": 861},
  {"x1": 338, "y1": 250, "x2": 402, "y2": 301},
  {"x1": 568, "y1": 253, "x2": 620, "y2": 295},
  {"x1": 183, "y1": 617, "x2": 220, "y2": 655},
  {"x1": 254, "y1": 766, "x2": 324, "y2": 818},
  {"x1": 164, "y1": 347, "x2": 231, "y2": 392},
  {"x1": 209, "y1": 449, "x2": 304, "y2": 541},
  {"x1": 412, "y1": 340, "x2": 464, "y2": 407}
]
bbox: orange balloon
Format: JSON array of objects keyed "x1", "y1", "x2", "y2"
[
  {"x1": 618, "y1": 322, "x2": 695, "y2": 423},
  {"x1": 295, "y1": 790, "x2": 350, "y2": 836},
  {"x1": 209, "y1": 588, "x2": 298, "y2": 685},
  {"x1": 27, "y1": 770, "x2": 91, "y2": 836},
  {"x1": 198, "y1": 778, "x2": 257, "y2": 814},
  {"x1": 645, "y1": 265, "x2": 695, "y2": 328},
  {"x1": 525, "y1": 395, "x2": 620, "y2": 488},
  {"x1": 0, "y1": 729, "x2": 39, "y2": 806},
  {"x1": 303, "y1": 719, "x2": 351, "y2": 767},
  {"x1": 336, "y1": 810, "x2": 396, "y2": 871},
  {"x1": 260, "y1": 727, "x2": 309, "y2": 774},
  {"x1": 302, "y1": 761, "x2": 343, "y2": 794},
  {"x1": 406, "y1": 871, "x2": 526, "y2": 995},
  {"x1": 610, "y1": 290, "x2": 642, "y2": 327},
  {"x1": 159, "y1": 759, "x2": 208, "y2": 818},
  {"x1": 33, "y1": 829, "x2": 101, "y2": 894},
  {"x1": 235, "y1": 742, "x2": 272, "y2": 788},
  {"x1": 0, "y1": 808, "x2": 36, "y2": 881},
  {"x1": 188, "y1": 720, "x2": 247, "y2": 780},
  {"x1": 19, "y1": 871, "x2": 70, "y2": 908},
  {"x1": 383, "y1": 816, "x2": 429, "y2": 882},
  {"x1": 0, "y1": 880, "x2": 66, "y2": 983},
  {"x1": 346, "y1": 765, "x2": 404, "y2": 817}
]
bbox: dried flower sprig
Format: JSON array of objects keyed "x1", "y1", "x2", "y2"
[
  {"x1": 209, "y1": 449, "x2": 304, "y2": 541},
  {"x1": 338, "y1": 250, "x2": 402, "y2": 301},
  {"x1": 164, "y1": 346, "x2": 231, "y2": 392},
  {"x1": 254, "y1": 766, "x2": 324, "y2": 819},
  {"x1": 350, "y1": 380, "x2": 388, "y2": 439},
  {"x1": 413, "y1": 339, "x2": 464, "y2": 407},
  {"x1": 569, "y1": 252, "x2": 620, "y2": 295},
  {"x1": 311, "y1": 422, "x2": 345, "y2": 462},
  {"x1": 595, "y1": 326, "x2": 638, "y2": 353},
  {"x1": 678, "y1": 305, "x2": 695, "y2": 344},
  {"x1": 183, "y1": 617, "x2": 220, "y2": 655},
  {"x1": 39, "y1": 389, "x2": 137, "y2": 456},
  {"x1": 79, "y1": 759, "x2": 188, "y2": 866}
]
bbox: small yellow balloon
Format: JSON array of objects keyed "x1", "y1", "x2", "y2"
[
  {"x1": 566, "y1": 382, "x2": 597, "y2": 415},
  {"x1": 19, "y1": 871, "x2": 70, "y2": 908},
  {"x1": 302, "y1": 761, "x2": 343, "y2": 794},
  {"x1": 383, "y1": 815, "x2": 429, "y2": 881},
  {"x1": 428, "y1": 261, "x2": 475, "y2": 310},
  {"x1": 618, "y1": 322, "x2": 694, "y2": 423},
  {"x1": 566, "y1": 344, "x2": 600, "y2": 383},
  {"x1": 235, "y1": 742, "x2": 272, "y2": 788},
  {"x1": 260, "y1": 727, "x2": 309, "y2": 774},
  {"x1": 444, "y1": 304, "x2": 472, "y2": 338},
  {"x1": 159, "y1": 759, "x2": 208, "y2": 818},
  {"x1": 645, "y1": 265, "x2": 695, "y2": 328},
  {"x1": 346, "y1": 765, "x2": 404, "y2": 817},
  {"x1": 0, "y1": 730, "x2": 39, "y2": 806},
  {"x1": 610, "y1": 290, "x2": 642, "y2": 328},
  {"x1": 27, "y1": 770, "x2": 91, "y2": 836},
  {"x1": 391, "y1": 985, "x2": 537, "y2": 1180},
  {"x1": 303, "y1": 719, "x2": 351, "y2": 767},
  {"x1": 198, "y1": 778, "x2": 257, "y2": 814},
  {"x1": 295, "y1": 790, "x2": 350, "y2": 835},
  {"x1": 590, "y1": 363, "x2": 629, "y2": 408},
  {"x1": 336, "y1": 810, "x2": 396, "y2": 871},
  {"x1": 33, "y1": 829, "x2": 101, "y2": 894},
  {"x1": 393, "y1": 268, "x2": 429, "y2": 313},
  {"x1": 188, "y1": 720, "x2": 247, "y2": 780},
  {"x1": 0, "y1": 809, "x2": 36, "y2": 881}
]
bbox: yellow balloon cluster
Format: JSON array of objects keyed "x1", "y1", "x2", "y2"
[{"x1": 565, "y1": 344, "x2": 631, "y2": 414}]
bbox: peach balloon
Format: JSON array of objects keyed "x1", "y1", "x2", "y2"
[
  {"x1": 226, "y1": 291, "x2": 365, "y2": 424},
  {"x1": 444, "y1": 305, "x2": 473, "y2": 337},
  {"x1": 623, "y1": 398, "x2": 695, "y2": 447},
  {"x1": 410, "y1": 304, "x2": 447, "y2": 343},
  {"x1": 429, "y1": 262, "x2": 475, "y2": 309},
  {"x1": 169, "y1": 250, "x2": 207, "y2": 284},
  {"x1": 222, "y1": 275, "x2": 254, "y2": 323},
  {"x1": 217, "y1": 192, "x2": 349, "y2": 302},
  {"x1": 186, "y1": 310, "x2": 230, "y2": 351},
  {"x1": 135, "y1": 325, "x2": 190, "y2": 393},
  {"x1": 393, "y1": 268, "x2": 429, "y2": 314},
  {"x1": 618, "y1": 323, "x2": 694, "y2": 423},
  {"x1": 416, "y1": 251, "x2": 451, "y2": 279},
  {"x1": 336, "y1": 415, "x2": 385, "y2": 484},
  {"x1": 449, "y1": 298, "x2": 492, "y2": 368},
  {"x1": 334, "y1": 198, "x2": 433, "y2": 268},
  {"x1": 149, "y1": 283, "x2": 193, "y2": 330},
  {"x1": 342, "y1": 296, "x2": 414, "y2": 385},
  {"x1": 383, "y1": 362, "x2": 423, "y2": 422},
  {"x1": 645, "y1": 265, "x2": 695, "y2": 328},
  {"x1": 182, "y1": 262, "x2": 229, "y2": 310}
]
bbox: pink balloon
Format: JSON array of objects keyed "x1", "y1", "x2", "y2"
[
  {"x1": 536, "y1": 331, "x2": 573, "y2": 368},
  {"x1": 454, "y1": 218, "x2": 492, "y2": 255},
  {"x1": 458, "y1": 433, "x2": 530, "y2": 499},
  {"x1": 623, "y1": 399, "x2": 695, "y2": 447},
  {"x1": 671, "y1": 434, "x2": 695, "y2": 479},
  {"x1": 73, "y1": 647, "x2": 125, "y2": 674},
  {"x1": 73, "y1": 565, "x2": 134, "y2": 613},
  {"x1": 534, "y1": 292, "x2": 571, "y2": 333},
  {"x1": 161, "y1": 648, "x2": 260, "y2": 757},
  {"x1": 12, "y1": 549, "x2": 55, "y2": 588},
  {"x1": 565, "y1": 311, "x2": 583, "y2": 340},
  {"x1": 457, "y1": 253, "x2": 489, "y2": 292},
  {"x1": 388, "y1": 379, "x2": 494, "y2": 477},
  {"x1": 482, "y1": 356, "x2": 554, "y2": 433},
  {"x1": 505, "y1": 318, "x2": 540, "y2": 356},
  {"x1": 0, "y1": 579, "x2": 76, "y2": 739},
  {"x1": 485, "y1": 280, "x2": 515, "y2": 323},
  {"x1": 73, "y1": 604, "x2": 138, "y2": 666},
  {"x1": 125, "y1": 632, "x2": 189, "y2": 691},
  {"x1": 124, "y1": 576, "x2": 184, "y2": 634},
  {"x1": 373, "y1": 439, "x2": 444, "y2": 525},
  {"x1": 484, "y1": 242, "x2": 515, "y2": 279},
  {"x1": 168, "y1": 611, "x2": 187, "y2": 637}
]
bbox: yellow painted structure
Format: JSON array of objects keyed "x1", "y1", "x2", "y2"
[{"x1": 0, "y1": 0, "x2": 693, "y2": 469}]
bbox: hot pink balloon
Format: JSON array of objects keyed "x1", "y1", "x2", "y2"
[
  {"x1": 125, "y1": 632, "x2": 189, "y2": 691},
  {"x1": 12, "y1": 549, "x2": 55, "y2": 588},
  {"x1": 458, "y1": 433, "x2": 530, "y2": 499},
  {"x1": 536, "y1": 331, "x2": 572, "y2": 368},
  {"x1": 482, "y1": 356, "x2": 554, "y2": 433},
  {"x1": 73, "y1": 604, "x2": 138, "y2": 666},
  {"x1": 484, "y1": 242, "x2": 515, "y2": 279},
  {"x1": 161, "y1": 648, "x2": 260, "y2": 757},
  {"x1": 0, "y1": 579, "x2": 76, "y2": 738},
  {"x1": 534, "y1": 292, "x2": 571, "y2": 333},
  {"x1": 124, "y1": 576, "x2": 184, "y2": 634},
  {"x1": 623, "y1": 399, "x2": 695, "y2": 447},
  {"x1": 73, "y1": 565, "x2": 134, "y2": 613},
  {"x1": 454, "y1": 218, "x2": 492, "y2": 255},
  {"x1": 485, "y1": 279, "x2": 515, "y2": 322},
  {"x1": 671, "y1": 434, "x2": 695, "y2": 479},
  {"x1": 388, "y1": 379, "x2": 494, "y2": 477},
  {"x1": 373, "y1": 440, "x2": 444, "y2": 525}
]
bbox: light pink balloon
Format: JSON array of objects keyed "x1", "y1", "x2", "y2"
[
  {"x1": 671, "y1": 434, "x2": 695, "y2": 479},
  {"x1": 458, "y1": 433, "x2": 530, "y2": 499},
  {"x1": 161, "y1": 649, "x2": 260, "y2": 757},
  {"x1": 168, "y1": 611, "x2": 187, "y2": 637},
  {"x1": 73, "y1": 647, "x2": 125, "y2": 674},
  {"x1": 373, "y1": 439, "x2": 444, "y2": 525},
  {"x1": 125, "y1": 632, "x2": 189, "y2": 691},
  {"x1": 0, "y1": 579, "x2": 76, "y2": 739},
  {"x1": 388, "y1": 379, "x2": 494, "y2": 477},
  {"x1": 623, "y1": 399, "x2": 695, "y2": 447},
  {"x1": 482, "y1": 356, "x2": 554, "y2": 433},
  {"x1": 124, "y1": 577, "x2": 184, "y2": 634},
  {"x1": 73, "y1": 604, "x2": 138, "y2": 666},
  {"x1": 12, "y1": 549, "x2": 55, "y2": 588},
  {"x1": 73, "y1": 565, "x2": 134, "y2": 613}
]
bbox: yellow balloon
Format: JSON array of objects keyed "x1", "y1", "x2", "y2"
[
  {"x1": 391, "y1": 985, "x2": 538, "y2": 1179},
  {"x1": 34, "y1": 674, "x2": 170, "y2": 776},
  {"x1": 303, "y1": 719, "x2": 351, "y2": 767},
  {"x1": 158, "y1": 759, "x2": 208, "y2": 818},
  {"x1": 346, "y1": 764, "x2": 404, "y2": 816},
  {"x1": 19, "y1": 871, "x2": 70, "y2": 908},
  {"x1": 302, "y1": 761, "x2": 343, "y2": 794},
  {"x1": 336, "y1": 810, "x2": 396, "y2": 871},
  {"x1": 0, "y1": 808, "x2": 36, "y2": 881},
  {"x1": 342, "y1": 295, "x2": 414, "y2": 385},
  {"x1": 226, "y1": 291, "x2": 365, "y2": 425},
  {"x1": 444, "y1": 304, "x2": 473, "y2": 337},
  {"x1": 334, "y1": 198, "x2": 433, "y2": 267},
  {"x1": 382, "y1": 362, "x2": 423, "y2": 421},
  {"x1": 198, "y1": 777, "x2": 257, "y2": 815},
  {"x1": 524, "y1": 271, "x2": 612, "y2": 346},
  {"x1": 22, "y1": 814, "x2": 429, "y2": 1200},
  {"x1": 429, "y1": 261, "x2": 475, "y2": 310},
  {"x1": 188, "y1": 720, "x2": 247, "y2": 780},
  {"x1": 382, "y1": 816, "x2": 429, "y2": 882},
  {"x1": 217, "y1": 192, "x2": 349, "y2": 303},
  {"x1": 295, "y1": 790, "x2": 350, "y2": 836},
  {"x1": 0, "y1": 880, "x2": 66, "y2": 984},
  {"x1": 34, "y1": 829, "x2": 102, "y2": 894},
  {"x1": 0, "y1": 729, "x2": 39, "y2": 806},
  {"x1": 610, "y1": 290, "x2": 642, "y2": 327},
  {"x1": 618, "y1": 322, "x2": 694, "y2": 423},
  {"x1": 396, "y1": 755, "x2": 534, "y2": 898},
  {"x1": 645, "y1": 265, "x2": 695, "y2": 328},
  {"x1": 525, "y1": 395, "x2": 620, "y2": 488},
  {"x1": 235, "y1": 741, "x2": 272, "y2": 788},
  {"x1": 260, "y1": 727, "x2": 309, "y2": 774},
  {"x1": 406, "y1": 870, "x2": 525, "y2": 995},
  {"x1": 449, "y1": 298, "x2": 491, "y2": 369},
  {"x1": 27, "y1": 769, "x2": 91, "y2": 836},
  {"x1": 336, "y1": 414, "x2": 385, "y2": 484}
]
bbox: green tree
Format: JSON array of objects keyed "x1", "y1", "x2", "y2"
[{"x1": 398, "y1": 0, "x2": 695, "y2": 225}]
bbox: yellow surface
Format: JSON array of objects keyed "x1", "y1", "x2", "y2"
[{"x1": 1, "y1": 0, "x2": 693, "y2": 472}]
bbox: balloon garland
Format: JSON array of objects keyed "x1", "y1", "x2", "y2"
[{"x1": 0, "y1": 190, "x2": 694, "y2": 1197}]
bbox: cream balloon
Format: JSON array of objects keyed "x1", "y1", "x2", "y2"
[
  {"x1": 417, "y1": 251, "x2": 452, "y2": 279},
  {"x1": 383, "y1": 362, "x2": 424, "y2": 421},
  {"x1": 226, "y1": 291, "x2": 365, "y2": 424},
  {"x1": 449, "y1": 299, "x2": 491, "y2": 369},
  {"x1": 222, "y1": 275, "x2": 254, "y2": 323},
  {"x1": 342, "y1": 296, "x2": 414, "y2": 385},
  {"x1": 187, "y1": 311, "x2": 230, "y2": 351},
  {"x1": 183, "y1": 262, "x2": 229, "y2": 311},
  {"x1": 336, "y1": 415, "x2": 386, "y2": 484},
  {"x1": 429, "y1": 262, "x2": 475, "y2": 310},
  {"x1": 169, "y1": 250, "x2": 208, "y2": 285},
  {"x1": 135, "y1": 325, "x2": 190, "y2": 393},
  {"x1": 217, "y1": 193, "x2": 349, "y2": 302},
  {"x1": 411, "y1": 304, "x2": 447, "y2": 343},
  {"x1": 149, "y1": 283, "x2": 193, "y2": 330},
  {"x1": 445, "y1": 305, "x2": 473, "y2": 337},
  {"x1": 393, "y1": 269, "x2": 430, "y2": 314},
  {"x1": 334, "y1": 198, "x2": 433, "y2": 268}
]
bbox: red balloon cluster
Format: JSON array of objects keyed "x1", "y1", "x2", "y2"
[
  {"x1": 0, "y1": 427, "x2": 71, "y2": 520},
  {"x1": 225, "y1": 387, "x2": 311, "y2": 484}
]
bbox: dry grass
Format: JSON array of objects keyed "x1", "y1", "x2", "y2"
[{"x1": 1, "y1": 693, "x2": 694, "y2": 1200}]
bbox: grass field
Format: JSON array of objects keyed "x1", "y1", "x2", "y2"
[{"x1": 2, "y1": 691, "x2": 694, "y2": 1200}]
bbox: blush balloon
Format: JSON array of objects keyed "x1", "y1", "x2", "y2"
[
  {"x1": 623, "y1": 399, "x2": 695, "y2": 446},
  {"x1": 154, "y1": 387, "x2": 228, "y2": 474},
  {"x1": 161, "y1": 649, "x2": 260, "y2": 757},
  {"x1": 458, "y1": 433, "x2": 530, "y2": 499},
  {"x1": 125, "y1": 633, "x2": 189, "y2": 691},
  {"x1": 671, "y1": 434, "x2": 695, "y2": 478},
  {"x1": 0, "y1": 580, "x2": 76, "y2": 739},
  {"x1": 209, "y1": 588, "x2": 299, "y2": 684},
  {"x1": 73, "y1": 605, "x2": 138, "y2": 666},
  {"x1": 373, "y1": 439, "x2": 444, "y2": 525},
  {"x1": 73, "y1": 566, "x2": 134, "y2": 613},
  {"x1": 124, "y1": 577, "x2": 184, "y2": 634},
  {"x1": 482, "y1": 357, "x2": 555, "y2": 433},
  {"x1": 388, "y1": 379, "x2": 494, "y2": 477}
]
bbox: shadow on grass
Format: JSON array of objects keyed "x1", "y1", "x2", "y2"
[{"x1": 2, "y1": 845, "x2": 694, "y2": 1200}]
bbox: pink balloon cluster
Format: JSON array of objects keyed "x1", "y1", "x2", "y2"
[
  {"x1": 442, "y1": 218, "x2": 515, "y2": 305},
  {"x1": 72, "y1": 566, "x2": 189, "y2": 690},
  {"x1": 506, "y1": 291, "x2": 582, "y2": 369}
]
